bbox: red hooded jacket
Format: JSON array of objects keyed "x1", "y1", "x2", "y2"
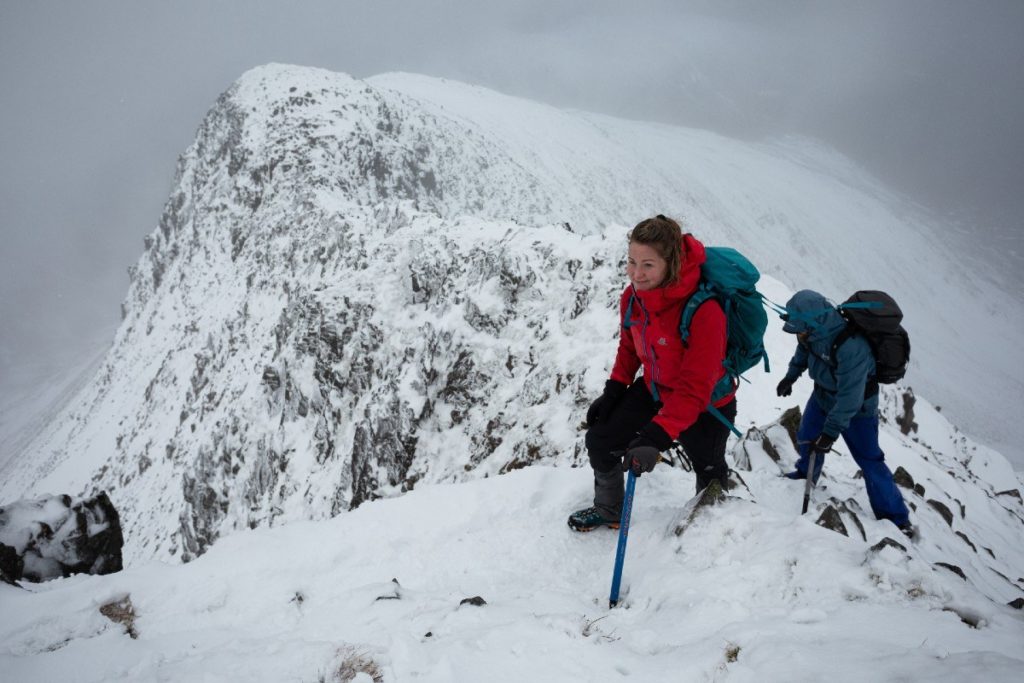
[{"x1": 609, "y1": 233, "x2": 734, "y2": 439}]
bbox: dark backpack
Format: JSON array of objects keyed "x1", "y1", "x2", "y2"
[
  {"x1": 834, "y1": 290, "x2": 911, "y2": 385},
  {"x1": 679, "y1": 246, "x2": 770, "y2": 434}
]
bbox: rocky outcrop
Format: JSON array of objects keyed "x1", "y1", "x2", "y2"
[
  {"x1": 739, "y1": 408, "x2": 1024, "y2": 608},
  {"x1": 0, "y1": 493, "x2": 123, "y2": 582}
]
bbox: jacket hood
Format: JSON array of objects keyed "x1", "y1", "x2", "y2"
[
  {"x1": 782, "y1": 289, "x2": 846, "y2": 340},
  {"x1": 675, "y1": 233, "x2": 706, "y2": 295}
]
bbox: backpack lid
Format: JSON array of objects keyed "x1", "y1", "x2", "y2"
[{"x1": 839, "y1": 290, "x2": 903, "y2": 333}]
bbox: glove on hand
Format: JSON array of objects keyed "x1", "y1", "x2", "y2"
[
  {"x1": 586, "y1": 380, "x2": 627, "y2": 426},
  {"x1": 776, "y1": 377, "x2": 795, "y2": 397},
  {"x1": 622, "y1": 437, "x2": 660, "y2": 477},
  {"x1": 811, "y1": 433, "x2": 836, "y2": 454}
]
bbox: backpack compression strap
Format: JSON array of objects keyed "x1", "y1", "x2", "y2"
[{"x1": 679, "y1": 285, "x2": 744, "y2": 438}]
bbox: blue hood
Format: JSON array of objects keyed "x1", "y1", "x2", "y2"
[{"x1": 782, "y1": 290, "x2": 846, "y2": 342}]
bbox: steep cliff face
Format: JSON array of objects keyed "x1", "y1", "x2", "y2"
[
  {"x1": 3, "y1": 64, "x2": 1019, "y2": 564},
  {"x1": 4, "y1": 65, "x2": 637, "y2": 561}
]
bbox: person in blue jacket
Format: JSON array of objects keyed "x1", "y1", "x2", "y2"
[{"x1": 776, "y1": 289, "x2": 913, "y2": 535}]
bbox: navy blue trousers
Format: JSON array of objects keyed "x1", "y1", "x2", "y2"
[{"x1": 795, "y1": 397, "x2": 909, "y2": 526}]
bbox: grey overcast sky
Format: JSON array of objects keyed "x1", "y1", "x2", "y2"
[{"x1": 1, "y1": 1, "x2": 1023, "y2": 416}]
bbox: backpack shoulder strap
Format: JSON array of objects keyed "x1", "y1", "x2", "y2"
[
  {"x1": 829, "y1": 324, "x2": 857, "y2": 367},
  {"x1": 678, "y1": 284, "x2": 718, "y2": 347}
]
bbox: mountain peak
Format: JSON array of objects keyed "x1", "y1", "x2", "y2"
[{"x1": 1, "y1": 66, "x2": 1019, "y2": 568}]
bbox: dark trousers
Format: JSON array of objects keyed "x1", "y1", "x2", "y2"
[
  {"x1": 794, "y1": 397, "x2": 909, "y2": 526},
  {"x1": 584, "y1": 381, "x2": 736, "y2": 514}
]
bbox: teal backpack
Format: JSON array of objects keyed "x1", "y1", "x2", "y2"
[{"x1": 679, "y1": 246, "x2": 769, "y2": 436}]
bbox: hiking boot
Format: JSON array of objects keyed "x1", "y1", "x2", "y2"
[
  {"x1": 696, "y1": 479, "x2": 726, "y2": 507},
  {"x1": 897, "y1": 522, "x2": 918, "y2": 540},
  {"x1": 784, "y1": 470, "x2": 821, "y2": 485},
  {"x1": 567, "y1": 506, "x2": 620, "y2": 532}
]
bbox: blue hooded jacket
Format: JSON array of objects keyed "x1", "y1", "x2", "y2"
[{"x1": 782, "y1": 289, "x2": 877, "y2": 438}]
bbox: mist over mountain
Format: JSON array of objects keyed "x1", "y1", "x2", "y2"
[
  {"x1": 1, "y1": 62, "x2": 1022, "y2": 681},
  {"x1": 0, "y1": 65, "x2": 1020, "y2": 565}
]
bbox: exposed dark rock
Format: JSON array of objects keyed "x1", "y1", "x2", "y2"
[
  {"x1": 499, "y1": 446, "x2": 541, "y2": 474},
  {"x1": 779, "y1": 407, "x2": 802, "y2": 450},
  {"x1": 100, "y1": 596, "x2": 138, "y2": 639},
  {"x1": 815, "y1": 506, "x2": 848, "y2": 536},
  {"x1": 927, "y1": 499, "x2": 954, "y2": 527},
  {"x1": 943, "y1": 606, "x2": 982, "y2": 628},
  {"x1": 261, "y1": 365, "x2": 281, "y2": 390},
  {"x1": 996, "y1": 488, "x2": 1023, "y2": 503},
  {"x1": 460, "y1": 596, "x2": 487, "y2": 607},
  {"x1": 760, "y1": 434, "x2": 781, "y2": 463},
  {"x1": 0, "y1": 543, "x2": 23, "y2": 585},
  {"x1": 934, "y1": 562, "x2": 967, "y2": 580},
  {"x1": 1008, "y1": 598, "x2": 1024, "y2": 609},
  {"x1": 726, "y1": 471, "x2": 752, "y2": 495},
  {"x1": 0, "y1": 492, "x2": 123, "y2": 582},
  {"x1": 955, "y1": 531, "x2": 977, "y2": 553},
  {"x1": 674, "y1": 480, "x2": 726, "y2": 537},
  {"x1": 834, "y1": 500, "x2": 866, "y2": 541},
  {"x1": 913, "y1": 483, "x2": 926, "y2": 497},
  {"x1": 896, "y1": 390, "x2": 918, "y2": 435},
  {"x1": 892, "y1": 466, "x2": 915, "y2": 490},
  {"x1": 870, "y1": 537, "x2": 908, "y2": 554}
]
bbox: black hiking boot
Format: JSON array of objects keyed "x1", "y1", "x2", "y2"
[
  {"x1": 897, "y1": 522, "x2": 918, "y2": 541},
  {"x1": 567, "y1": 506, "x2": 620, "y2": 532}
]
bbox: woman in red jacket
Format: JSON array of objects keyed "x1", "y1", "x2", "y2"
[{"x1": 568, "y1": 215, "x2": 737, "y2": 531}]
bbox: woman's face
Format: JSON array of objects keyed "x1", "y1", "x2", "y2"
[{"x1": 627, "y1": 241, "x2": 669, "y2": 291}]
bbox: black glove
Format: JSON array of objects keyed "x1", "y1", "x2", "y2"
[
  {"x1": 811, "y1": 433, "x2": 836, "y2": 454},
  {"x1": 622, "y1": 437, "x2": 660, "y2": 477},
  {"x1": 586, "y1": 380, "x2": 627, "y2": 426},
  {"x1": 776, "y1": 377, "x2": 795, "y2": 397},
  {"x1": 621, "y1": 423, "x2": 674, "y2": 477}
]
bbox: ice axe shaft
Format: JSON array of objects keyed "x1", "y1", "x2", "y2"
[
  {"x1": 801, "y1": 449, "x2": 818, "y2": 514},
  {"x1": 609, "y1": 469, "x2": 637, "y2": 608}
]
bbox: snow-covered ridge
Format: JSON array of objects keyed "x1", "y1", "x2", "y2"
[{"x1": 0, "y1": 64, "x2": 1019, "y2": 569}]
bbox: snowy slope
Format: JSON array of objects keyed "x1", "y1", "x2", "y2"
[
  {"x1": 2, "y1": 431, "x2": 1022, "y2": 681},
  {"x1": 0, "y1": 63, "x2": 1020, "y2": 574}
]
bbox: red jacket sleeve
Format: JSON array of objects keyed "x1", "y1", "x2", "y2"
[
  {"x1": 652, "y1": 300, "x2": 728, "y2": 438},
  {"x1": 610, "y1": 290, "x2": 641, "y2": 385}
]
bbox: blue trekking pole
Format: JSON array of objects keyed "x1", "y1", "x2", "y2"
[{"x1": 609, "y1": 469, "x2": 637, "y2": 608}]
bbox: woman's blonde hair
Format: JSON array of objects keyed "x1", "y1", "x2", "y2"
[{"x1": 628, "y1": 214, "x2": 684, "y2": 285}]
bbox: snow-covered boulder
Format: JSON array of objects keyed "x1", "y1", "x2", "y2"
[{"x1": 0, "y1": 492, "x2": 123, "y2": 583}]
